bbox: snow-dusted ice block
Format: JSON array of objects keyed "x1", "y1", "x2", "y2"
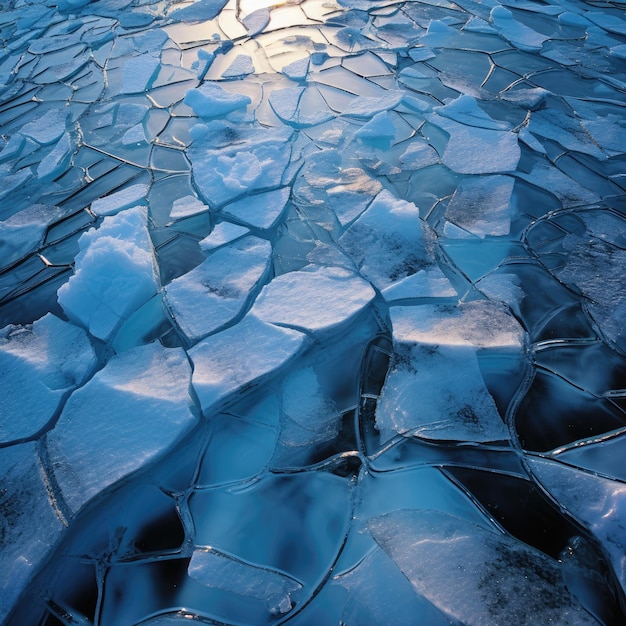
[
  {"x1": 339, "y1": 189, "x2": 427, "y2": 290},
  {"x1": 199, "y1": 222, "x2": 249, "y2": 251},
  {"x1": 165, "y1": 236, "x2": 271, "y2": 341},
  {"x1": 190, "y1": 315, "x2": 304, "y2": 413},
  {"x1": 90, "y1": 183, "x2": 148, "y2": 216},
  {"x1": 368, "y1": 509, "x2": 597, "y2": 625},
  {"x1": 169, "y1": 195, "x2": 208, "y2": 220},
  {"x1": 445, "y1": 175, "x2": 515, "y2": 238},
  {"x1": 0, "y1": 313, "x2": 96, "y2": 442},
  {"x1": 428, "y1": 113, "x2": 520, "y2": 174},
  {"x1": 381, "y1": 266, "x2": 456, "y2": 301},
  {"x1": 184, "y1": 83, "x2": 251, "y2": 119},
  {"x1": 19, "y1": 108, "x2": 68, "y2": 145},
  {"x1": 58, "y1": 206, "x2": 159, "y2": 342},
  {"x1": 120, "y1": 52, "x2": 159, "y2": 94},
  {"x1": 37, "y1": 132, "x2": 72, "y2": 180},
  {"x1": 391, "y1": 301, "x2": 524, "y2": 349},
  {"x1": 528, "y1": 457, "x2": 626, "y2": 597},
  {"x1": 252, "y1": 265, "x2": 375, "y2": 334},
  {"x1": 269, "y1": 87, "x2": 334, "y2": 128},
  {"x1": 0, "y1": 443, "x2": 64, "y2": 624},
  {"x1": 47, "y1": 342, "x2": 196, "y2": 515},
  {"x1": 188, "y1": 549, "x2": 302, "y2": 614},
  {"x1": 376, "y1": 342, "x2": 508, "y2": 443},
  {"x1": 490, "y1": 6, "x2": 550, "y2": 52},
  {"x1": 221, "y1": 187, "x2": 290, "y2": 230}
]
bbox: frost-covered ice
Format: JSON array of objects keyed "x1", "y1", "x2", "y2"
[{"x1": 2, "y1": 0, "x2": 626, "y2": 623}]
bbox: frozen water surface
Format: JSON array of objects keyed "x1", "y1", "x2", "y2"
[{"x1": 1, "y1": 0, "x2": 626, "y2": 623}]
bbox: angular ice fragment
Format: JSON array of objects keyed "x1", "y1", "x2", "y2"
[
  {"x1": 0, "y1": 314, "x2": 96, "y2": 442},
  {"x1": 429, "y1": 113, "x2": 520, "y2": 174},
  {"x1": 90, "y1": 183, "x2": 148, "y2": 217},
  {"x1": 368, "y1": 509, "x2": 598, "y2": 624},
  {"x1": 490, "y1": 6, "x2": 549, "y2": 52},
  {"x1": 36, "y1": 132, "x2": 72, "y2": 180},
  {"x1": 199, "y1": 222, "x2": 249, "y2": 251},
  {"x1": 184, "y1": 83, "x2": 251, "y2": 119},
  {"x1": 399, "y1": 140, "x2": 439, "y2": 169},
  {"x1": 19, "y1": 108, "x2": 68, "y2": 145},
  {"x1": 48, "y1": 342, "x2": 196, "y2": 514},
  {"x1": 343, "y1": 90, "x2": 405, "y2": 120},
  {"x1": 242, "y1": 9, "x2": 270, "y2": 36},
  {"x1": 57, "y1": 206, "x2": 159, "y2": 342},
  {"x1": 169, "y1": 195, "x2": 208, "y2": 220},
  {"x1": 121, "y1": 123, "x2": 146, "y2": 146},
  {"x1": 222, "y1": 54, "x2": 255, "y2": 78},
  {"x1": 339, "y1": 189, "x2": 427, "y2": 290},
  {"x1": 280, "y1": 367, "x2": 340, "y2": 447},
  {"x1": 188, "y1": 549, "x2": 301, "y2": 612},
  {"x1": 381, "y1": 266, "x2": 456, "y2": 301},
  {"x1": 165, "y1": 236, "x2": 271, "y2": 341},
  {"x1": 0, "y1": 204, "x2": 64, "y2": 268},
  {"x1": 437, "y1": 95, "x2": 509, "y2": 130},
  {"x1": 500, "y1": 87, "x2": 547, "y2": 109},
  {"x1": 0, "y1": 443, "x2": 64, "y2": 624},
  {"x1": 445, "y1": 175, "x2": 515, "y2": 238},
  {"x1": 222, "y1": 187, "x2": 290, "y2": 230},
  {"x1": 281, "y1": 57, "x2": 310, "y2": 82},
  {"x1": 528, "y1": 457, "x2": 626, "y2": 598},
  {"x1": 421, "y1": 19, "x2": 459, "y2": 48},
  {"x1": 190, "y1": 314, "x2": 304, "y2": 413},
  {"x1": 269, "y1": 87, "x2": 334, "y2": 128},
  {"x1": 391, "y1": 301, "x2": 524, "y2": 349},
  {"x1": 170, "y1": 0, "x2": 229, "y2": 21},
  {"x1": 120, "y1": 52, "x2": 160, "y2": 94},
  {"x1": 354, "y1": 111, "x2": 396, "y2": 148},
  {"x1": 252, "y1": 265, "x2": 375, "y2": 334}
]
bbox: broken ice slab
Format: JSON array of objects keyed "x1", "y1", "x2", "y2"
[
  {"x1": 368, "y1": 509, "x2": 599, "y2": 625},
  {"x1": 57, "y1": 206, "x2": 159, "y2": 342},
  {"x1": 0, "y1": 443, "x2": 65, "y2": 624},
  {"x1": 528, "y1": 457, "x2": 626, "y2": 601},
  {"x1": 164, "y1": 235, "x2": 271, "y2": 342},
  {"x1": 46, "y1": 341, "x2": 197, "y2": 516},
  {"x1": 0, "y1": 313, "x2": 96, "y2": 443}
]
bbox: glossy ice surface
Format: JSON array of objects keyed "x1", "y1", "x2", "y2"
[{"x1": 1, "y1": 0, "x2": 626, "y2": 624}]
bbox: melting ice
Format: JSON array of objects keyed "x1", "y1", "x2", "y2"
[{"x1": 1, "y1": 0, "x2": 626, "y2": 624}]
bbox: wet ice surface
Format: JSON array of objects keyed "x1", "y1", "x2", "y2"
[{"x1": 1, "y1": 0, "x2": 626, "y2": 623}]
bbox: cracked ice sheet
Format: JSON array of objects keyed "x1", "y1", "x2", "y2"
[
  {"x1": 0, "y1": 443, "x2": 64, "y2": 624},
  {"x1": 0, "y1": 314, "x2": 96, "y2": 442},
  {"x1": 368, "y1": 509, "x2": 597, "y2": 625},
  {"x1": 47, "y1": 342, "x2": 196, "y2": 515}
]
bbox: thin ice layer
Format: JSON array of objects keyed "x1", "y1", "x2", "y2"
[
  {"x1": 47, "y1": 342, "x2": 196, "y2": 514},
  {"x1": 368, "y1": 509, "x2": 597, "y2": 625}
]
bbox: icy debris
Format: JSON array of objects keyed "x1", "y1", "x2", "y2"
[
  {"x1": 184, "y1": 83, "x2": 251, "y2": 119},
  {"x1": 0, "y1": 204, "x2": 64, "y2": 268},
  {"x1": 0, "y1": 314, "x2": 96, "y2": 442},
  {"x1": 188, "y1": 549, "x2": 301, "y2": 612},
  {"x1": 169, "y1": 195, "x2": 208, "y2": 220},
  {"x1": 429, "y1": 113, "x2": 520, "y2": 174},
  {"x1": 444, "y1": 175, "x2": 515, "y2": 238},
  {"x1": 0, "y1": 443, "x2": 65, "y2": 624},
  {"x1": 47, "y1": 342, "x2": 196, "y2": 515},
  {"x1": 190, "y1": 314, "x2": 304, "y2": 413},
  {"x1": 399, "y1": 140, "x2": 439, "y2": 169},
  {"x1": 222, "y1": 54, "x2": 255, "y2": 79},
  {"x1": 528, "y1": 457, "x2": 626, "y2": 597},
  {"x1": 199, "y1": 222, "x2": 250, "y2": 251},
  {"x1": 368, "y1": 509, "x2": 598, "y2": 625},
  {"x1": 281, "y1": 57, "x2": 310, "y2": 82},
  {"x1": 343, "y1": 90, "x2": 406, "y2": 120},
  {"x1": 381, "y1": 266, "x2": 456, "y2": 301},
  {"x1": 165, "y1": 236, "x2": 271, "y2": 341},
  {"x1": 19, "y1": 108, "x2": 68, "y2": 145},
  {"x1": 57, "y1": 206, "x2": 159, "y2": 342},
  {"x1": 280, "y1": 367, "x2": 341, "y2": 447},
  {"x1": 490, "y1": 6, "x2": 550, "y2": 52},
  {"x1": 120, "y1": 52, "x2": 160, "y2": 94},
  {"x1": 500, "y1": 87, "x2": 547, "y2": 109},
  {"x1": 390, "y1": 301, "x2": 524, "y2": 349},
  {"x1": 90, "y1": 183, "x2": 148, "y2": 217},
  {"x1": 339, "y1": 189, "x2": 427, "y2": 290},
  {"x1": 252, "y1": 265, "x2": 375, "y2": 334},
  {"x1": 221, "y1": 187, "x2": 290, "y2": 230}
]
